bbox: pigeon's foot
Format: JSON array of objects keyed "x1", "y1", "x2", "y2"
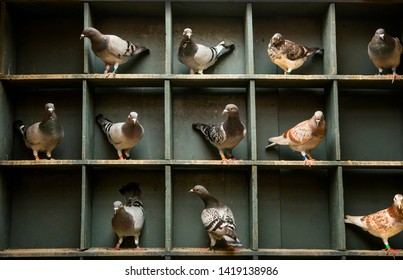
[
  {"x1": 304, "y1": 158, "x2": 314, "y2": 167},
  {"x1": 134, "y1": 247, "x2": 144, "y2": 251},
  {"x1": 113, "y1": 246, "x2": 121, "y2": 250},
  {"x1": 385, "y1": 247, "x2": 398, "y2": 259},
  {"x1": 118, "y1": 156, "x2": 124, "y2": 160},
  {"x1": 221, "y1": 158, "x2": 231, "y2": 164},
  {"x1": 392, "y1": 72, "x2": 398, "y2": 84}
]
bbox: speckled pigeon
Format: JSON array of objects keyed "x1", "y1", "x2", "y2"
[
  {"x1": 368, "y1": 28, "x2": 402, "y2": 83},
  {"x1": 112, "y1": 182, "x2": 145, "y2": 250},
  {"x1": 268, "y1": 33, "x2": 323, "y2": 74},
  {"x1": 14, "y1": 103, "x2": 64, "y2": 161},
  {"x1": 178, "y1": 28, "x2": 235, "y2": 74},
  {"x1": 190, "y1": 185, "x2": 242, "y2": 250},
  {"x1": 265, "y1": 111, "x2": 326, "y2": 166},
  {"x1": 96, "y1": 112, "x2": 144, "y2": 160},
  {"x1": 192, "y1": 104, "x2": 246, "y2": 162},
  {"x1": 80, "y1": 27, "x2": 149, "y2": 76},
  {"x1": 345, "y1": 194, "x2": 403, "y2": 257}
]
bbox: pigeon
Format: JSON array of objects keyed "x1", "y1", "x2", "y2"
[
  {"x1": 192, "y1": 104, "x2": 246, "y2": 162},
  {"x1": 267, "y1": 33, "x2": 323, "y2": 74},
  {"x1": 178, "y1": 28, "x2": 235, "y2": 74},
  {"x1": 80, "y1": 27, "x2": 149, "y2": 76},
  {"x1": 14, "y1": 103, "x2": 64, "y2": 161},
  {"x1": 96, "y1": 112, "x2": 144, "y2": 160},
  {"x1": 189, "y1": 185, "x2": 242, "y2": 250},
  {"x1": 345, "y1": 194, "x2": 403, "y2": 257},
  {"x1": 265, "y1": 111, "x2": 326, "y2": 166},
  {"x1": 112, "y1": 182, "x2": 145, "y2": 250},
  {"x1": 368, "y1": 28, "x2": 402, "y2": 83}
]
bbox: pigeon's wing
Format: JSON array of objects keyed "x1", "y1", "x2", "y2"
[
  {"x1": 193, "y1": 123, "x2": 226, "y2": 146},
  {"x1": 283, "y1": 40, "x2": 317, "y2": 61},
  {"x1": 269, "y1": 119, "x2": 313, "y2": 146}
]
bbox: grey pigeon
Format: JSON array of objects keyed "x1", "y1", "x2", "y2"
[
  {"x1": 112, "y1": 182, "x2": 145, "y2": 250},
  {"x1": 266, "y1": 111, "x2": 326, "y2": 166},
  {"x1": 178, "y1": 28, "x2": 235, "y2": 74},
  {"x1": 14, "y1": 103, "x2": 64, "y2": 161},
  {"x1": 189, "y1": 185, "x2": 242, "y2": 250},
  {"x1": 268, "y1": 33, "x2": 323, "y2": 74},
  {"x1": 80, "y1": 27, "x2": 149, "y2": 76},
  {"x1": 192, "y1": 104, "x2": 246, "y2": 162},
  {"x1": 345, "y1": 194, "x2": 403, "y2": 257},
  {"x1": 96, "y1": 112, "x2": 144, "y2": 160},
  {"x1": 368, "y1": 28, "x2": 402, "y2": 83}
]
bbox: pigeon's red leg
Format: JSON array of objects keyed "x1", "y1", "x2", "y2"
[
  {"x1": 385, "y1": 245, "x2": 398, "y2": 259},
  {"x1": 392, "y1": 70, "x2": 398, "y2": 84}
]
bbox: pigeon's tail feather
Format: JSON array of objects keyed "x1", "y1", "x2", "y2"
[
  {"x1": 13, "y1": 120, "x2": 26, "y2": 135},
  {"x1": 133, "y1": 46, "x2": 149, "y2": 56},
  {"x1": 192, "y1": 122, "x2": 210, "y2": 137},
  {"x1": 268, "y1": 135, "x2": 290, "y2": 146},
  {"x1": 223, "y1": 235, "x2": 242, "y2": 247},
  {"x1": 217, "y1": 43, "x2": 235, "y2": 59},
  {"x1": 345, "y1": 215, "x2": 366, "y2": 229},
  {"x1": 96, "y1": 114, "x2": 114, "y2": 135},
  {"x1": 265, "y1": 142, "x2": 278, "y2": 149},
  {"x1": 307, "y1": 47, "x2": 323, "y2": 57}
]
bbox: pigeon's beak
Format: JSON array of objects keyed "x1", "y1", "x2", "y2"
[
  {"x1": 80, "y1": 34, "x2": 85, "y2": 40},
  {"x1": 315, "y1": 119, "x2": 320, "y2": 126},
  {"x1": 114, "y1": 207, "x2": 119, "y2": 214},
  {"x1": 189, "y1": 189, "x2": 194, "y2": 193},
  {"x1": 222, "y1": 109, "x2": 229, "y2": 116},
  {"x1": 380, "y1": 34, "x2": 385, "y2": 40}
]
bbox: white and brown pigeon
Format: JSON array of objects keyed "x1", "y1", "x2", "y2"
[
  {"x1": 268, "y1": 33, "x2": 323, "y2": 74},
  {"x1": 368, "y1": 28, "x2": 402, "y2": 83},
  {"x1": 265, "y1": 111, "x2": 326, "y2": 166},
  {"x1": 80, "y1": 27, "x2": 149, "y2": 76},
  {"x1": 112, "y1": 182, "x2": 145, "y2": 250},
  {"x1": 96, "y1": 112, "x2": 144, "y2": 160},
  {"x1": 345, "y1": 194, "x2": 403, "y2": 257},
  {"x1": 190, "y1": 185, "x2": 242, "y2": 251},
  {"x1": 14, "y1": 103, "x2": 64, "y2": 161},
  {"x1": 178, "y1": 28, "x2": 235, "y2": 74},
  {"x1": 192, "y1": 104, "x2": 246, "y2": 163}
]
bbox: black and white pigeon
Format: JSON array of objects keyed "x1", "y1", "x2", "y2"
[
  {"x1": 345, "y1": 194, "x2": 403, "y2": 257},
  {"x1": 368, "y1": 28, "x2": 402, "y2": 83},
  {"x1": 192, "y1": 104, "x2": 246, "y2": 162},
  {"x1": 268, "y1": 33, "x2": 323, "y2": 74},
  {"x1": 112, "y1": 182, "x2": 145, "y2": 250},
  {"x1": 14, "y1": 103, "x2": 64, "y2": 161},
  {"x1": 189, "y1": 185, "x2": 242, "y2": 250},
  {"x1": 178, "y1": 28, "x2": 235, "y2": 74},
  {"x1": 80, "y1": 27, "x2": 149, "y2": 76},
  {"x1": 265, "y1": 111, "x2": 326, "y2": 166},
  {"x1": 96, "y1": 112, "x2": 144, "y2": 160}
]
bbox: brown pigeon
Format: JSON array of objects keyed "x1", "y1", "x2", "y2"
[
  {"x1": 265, "y1": 111, "x2": 326, "y2": 166},
  {"x1": 178, "y1": 28, "x2": 235, "y2": 74},
  {"x1": 368, "y1": 28, "x2": 402, "y2": 83},
  {"x1": 192, "y1": 104, "x2": 246, "y2": 163},
  {"x1": 80, "y1": 27, "x2": 149, "y2": 76},
  {"x1": 345, "y1": 194, "x2": 403, "y2": 257},
  {"x1": 267, "y1": 33, "x2": 323, "y2": 74},
  {"x1": 189, "y1": 185, "x2": 242, "y2": 251}
]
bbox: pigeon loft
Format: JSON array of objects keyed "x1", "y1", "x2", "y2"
[{"x1": 0, "y1": 1, "x2": 403, "y2": 260}]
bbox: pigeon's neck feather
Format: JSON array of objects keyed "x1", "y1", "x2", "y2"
[
  {"x1": 91, "y1": 34, "x2": 109, "y2": 52},
  {"x1": 199, "y1": 193, "x2": 221, "y2": 209},
  {"x1": 388, "y1": 205, "x2": 403, "y2": 220},
  {"x1": 180, "y1": 38, "x2": 197, "y2": 56}
]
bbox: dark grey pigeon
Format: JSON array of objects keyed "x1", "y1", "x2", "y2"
[
  {"x1": 14, "y1": 103, "x2": 64, "y2": 161},
  {"x1": 368, "y1": 28, "x2": 402, "y2": 83},
  {"x1": 96, "y1": 112, "x2": 144, "y2": 160},
  {"x1": 268, "y1": 33, "x2": 323, "y2": 74},
  {"x1": 190, "y1": 185, "x2": 242, "y2": 251},
  {"x1": 112, "y1": 182, "x2": 145, "y2": 250},
  {"x1": 192, "y1": 104, "x2": 246, "y2": 162},
  {"x1": 178, "y1": 28, "x2": 235, "y2": 74},
  {"x1": 80, "y1": 27, "x2": 149, "y2": 76}
]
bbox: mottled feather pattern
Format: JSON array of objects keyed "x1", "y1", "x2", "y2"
[
  {"x1": 190, "y1": 185, "x2": 242, "y2": 249},
  {"x1": 345, "y1": 194, "x2": 403, "y2": 255},
  {"x1": 193, "y1": 123, "x2": 226, "y2": 146}
]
